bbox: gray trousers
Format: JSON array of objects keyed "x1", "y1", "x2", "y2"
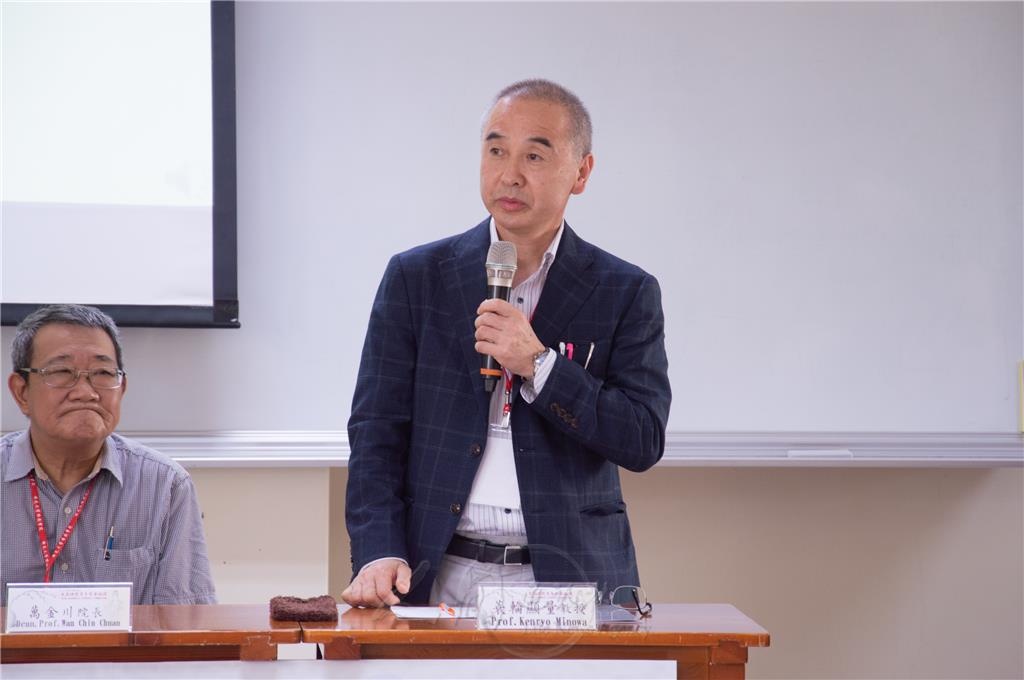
[{"x1": 429, "y1": 534, "x2": 536, "y2": 607}]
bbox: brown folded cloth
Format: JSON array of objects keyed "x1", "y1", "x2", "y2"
[{"x1": 270, "y1": 595, "x2": 339, "y2": 621}]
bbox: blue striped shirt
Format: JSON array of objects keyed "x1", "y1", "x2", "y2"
[{"x1": 1, "y1": 431, "x2": 216, "y2": 605}]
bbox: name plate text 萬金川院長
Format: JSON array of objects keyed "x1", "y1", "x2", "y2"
[{"x1": 5, "y1": 582, "x2": 132, "y2": 632}]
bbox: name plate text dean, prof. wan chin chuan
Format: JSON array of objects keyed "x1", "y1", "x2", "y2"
[{"x1": 5, "y1": 582, "x2": 132, "y2": 632}]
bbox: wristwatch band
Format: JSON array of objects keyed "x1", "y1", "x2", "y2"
[{"x1": 530, "y1": 348, "x2": 549, "y2": 379}]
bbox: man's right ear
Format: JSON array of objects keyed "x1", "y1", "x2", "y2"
[{"x1": 8, "y1": 371, "x2": 30, "y2": 416}]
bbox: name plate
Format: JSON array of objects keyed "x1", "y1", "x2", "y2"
[
  {"x1": 477, "y1": 582, "x2": 597, "y2": 630},
  {"x1": 5, "y1": 582, "x2": 132, "y2": 632}
]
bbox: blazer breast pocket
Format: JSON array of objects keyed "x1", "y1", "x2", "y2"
[{"x1": 559, "y1": 339, "x2": 608, "y2": 377}]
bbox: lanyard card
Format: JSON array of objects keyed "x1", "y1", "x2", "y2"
[{"x1": 5, "y1": 582, "x2": 132, "y2": 632}]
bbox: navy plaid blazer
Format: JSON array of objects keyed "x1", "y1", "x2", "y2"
[{"x1": 346, "y1": 219, "x2": 671, "y2": 603}]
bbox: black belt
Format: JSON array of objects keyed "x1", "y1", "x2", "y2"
[{"x1": 446, "y1": 534, "x2": 531, "y2": 565}]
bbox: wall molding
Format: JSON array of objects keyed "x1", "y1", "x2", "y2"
[{"x1": 105, "y1": 430, "x2": 1024, "y2": 468}]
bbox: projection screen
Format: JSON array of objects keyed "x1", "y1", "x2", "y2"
[{"x1": 1, "y1": 0, "x2": 237, "y2": 328}]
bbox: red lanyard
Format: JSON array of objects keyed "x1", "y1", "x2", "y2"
[
  {"x1": 28, "y1": 471, "x2": 95, "y2": 583},
  {"x1": 499, "y1": 307, "x2": 537, "y2": 429},
  {"x1": 500, "y1": 368, "x2": 515, "y2": 428}
]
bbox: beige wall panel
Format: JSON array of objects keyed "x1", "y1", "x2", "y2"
[{"x1": 622, "y1": 467, "x2": 1023, "y2": 679}]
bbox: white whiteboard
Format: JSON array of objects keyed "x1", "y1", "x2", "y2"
[{"x1": 1, "y1": 2, "x2": 1021, "y2": 463}]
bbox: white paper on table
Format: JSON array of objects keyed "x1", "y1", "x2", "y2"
[{"x1": 391, "y1": 605, "x2": 477, "y2": 619}]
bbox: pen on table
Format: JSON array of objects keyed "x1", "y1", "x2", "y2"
[{"x1": 103, "y1": 526, "x2": 114, "y2": 560}]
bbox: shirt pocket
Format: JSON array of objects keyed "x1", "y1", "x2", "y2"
[{"x1": 94, "y1": 546, "x2": 156, "y2": 586}]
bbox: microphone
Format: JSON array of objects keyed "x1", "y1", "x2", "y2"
[{"x1": 481, "y1": 241, "x2": 517, "y2": 392}]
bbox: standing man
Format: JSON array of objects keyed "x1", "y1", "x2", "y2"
[
  {"x1": 1, "y1": 304, "x2": 216, "y2": 605},
  {"x1": 344, "y1": 79, "x2": 670, "y2": 607}
]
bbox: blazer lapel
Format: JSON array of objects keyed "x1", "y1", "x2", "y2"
[
  {"x1": 530, "y1": 223, "x2": 598, "y2": 350},
  {"x1": 439, "y1": 221, "x2": 597, "y2": 407},
  {"x1": 439, "y1": 220, "x2": 492, "y2": 401}
]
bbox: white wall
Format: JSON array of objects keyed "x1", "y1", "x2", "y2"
[{"x1": 5, "y1": 1, "x2": 1020, "y2": 436}]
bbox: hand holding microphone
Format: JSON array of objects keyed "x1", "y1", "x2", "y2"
[
  {"x1": 476, "y1": 241, "x2": 546, "y2": 389},
  {"x1": 479, "y1": 241, "x2": 518, "y2": 392}
]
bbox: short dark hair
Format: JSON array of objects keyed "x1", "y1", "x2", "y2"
[
  {"x1": 11, "y1": 304, "x2": 124, "y2": 371},
  {"x1": 491, "y1": 79, "x2": 593, "y2": 158}
]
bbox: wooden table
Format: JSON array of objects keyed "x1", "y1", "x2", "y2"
[
  {"x1": 303, "y1": 603, "x2": 769, "y2": 680},
  {"x1": 0, "y1": 604, "x2": 300, "y2": 663}
]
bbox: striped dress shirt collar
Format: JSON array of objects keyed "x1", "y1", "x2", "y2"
[
  {"x1": 4, "y1": 430, "x2": 123, "y2": 488},
  {"x1": 488, "y1": 217, "x2": 565, "y2": 275}
]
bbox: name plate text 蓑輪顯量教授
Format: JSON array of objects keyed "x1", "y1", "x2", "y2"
[{"x1": 476, "y1": 582, "x2": 597, "y2": 630}]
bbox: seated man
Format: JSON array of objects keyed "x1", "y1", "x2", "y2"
[{"x1": 1, "y1": 304, "x2": 215, "y2": 604}]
